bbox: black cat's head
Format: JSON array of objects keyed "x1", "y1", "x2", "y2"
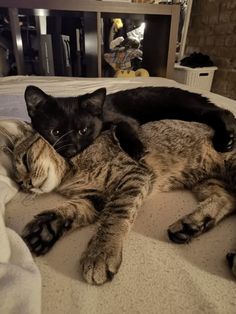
[{"x1": 24, "y1": 85, "x2": 106, "y2": 158}]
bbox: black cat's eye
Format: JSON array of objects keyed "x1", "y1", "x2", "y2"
[
  {"x1": 22, "y1": 153, "x2": 29, "y2": 172},
  {"x1": 78, "y1": 127, "x2": 88, "y2": 136},
  {"x1": 51, "y1": 129, "x2": 61, "y2": 137}
]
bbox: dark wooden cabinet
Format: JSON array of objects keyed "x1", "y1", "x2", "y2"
[{"x1": 1, "y1": 0, "x2": 180, "y2": 78}]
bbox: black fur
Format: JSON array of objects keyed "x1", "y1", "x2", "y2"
[
  {"x1": 25, "y1": 86, "x2": 106, "y2": 158},
  {"x1": 24, "y1": 86, "x2": 236, "y2": 159},
  {"x1": 104, "y1": 87, "x2": 236, "y2": 157}
]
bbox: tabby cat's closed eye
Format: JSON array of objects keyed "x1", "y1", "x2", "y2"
[{"x1": 22, "y1": 153, "x2": 29, "y2": 172}]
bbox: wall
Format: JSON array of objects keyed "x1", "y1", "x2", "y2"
[{"x1": 185, "y1": 0, "x2": 236, "y2": 100}]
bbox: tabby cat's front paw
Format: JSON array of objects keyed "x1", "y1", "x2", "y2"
[
  {"x1": 226, "y1": 251, "x2": 236, "y2": 278},
  {"x1": 80, "y1": 239, "x2": 122, "y2": 285},
  {"x1": 168, "y1": 216, "x2": 215, "y2": 244},
  {"x1": 22, "y1": 211, "x2": 72, "y2": 255}
]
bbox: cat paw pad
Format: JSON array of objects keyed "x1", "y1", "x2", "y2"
[
  {"x1": 22, "y1": 211, "x2": 72, "y2": 255},
  {"x1": 168, "y1": 216, "x2": 215, "y2": 244}
]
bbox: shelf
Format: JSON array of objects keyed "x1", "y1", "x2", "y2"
[
  {"x1": 1, "y1": 1, "x2": 180, "y2": 79},
  {"x1": 1, "y1": 0, "x2": 179, "y2": 16}
]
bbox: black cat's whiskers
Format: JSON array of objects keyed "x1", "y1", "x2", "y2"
[
  {"x1": 52, "y1": 130, "x2": 74, "y2": 148},
  {"x1": 54, "y1": 139, "x2": 67, "y2": 149},
  {"x1": 55, "y1": 143, "x2": 74, "y2": 153}
]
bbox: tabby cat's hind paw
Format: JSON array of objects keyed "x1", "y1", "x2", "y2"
[
  {"x1": 168, "y1": 216, "x2": 215, "y2": 244},
  {"x1": 22, "y1": 211, "x2": 72, "y2": 256},
  {"x1": 226, "y1": 251, "x2": 236, "y2": 278},
  {"x1": 80, "y1": 239, "x2": 122, "y2": 285}
]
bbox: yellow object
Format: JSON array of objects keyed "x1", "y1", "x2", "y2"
[
  {"x1": 135, "y1": 68, "x2": 149, "y2": 77},
  {"x1": 115, "y1": 70, "x2": 136, "y2": 78},
  {"x1": 113, "y1": 19, "x2": 123, "y2": 32},
  {"x1": 115, "y1": 68, "x2": 150, "y2": 78}
]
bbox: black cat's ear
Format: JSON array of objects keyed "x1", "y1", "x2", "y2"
[
  {"x1": 81, "y1": 88, "x2": 106, "y2": 115},
  {"x1": 24, "y1": 85, "x2": 48, "y2": 117}
]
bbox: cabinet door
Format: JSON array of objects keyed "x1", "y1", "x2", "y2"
[
  {"x1": 83, "y1": 12, "x2": 99, "y2": 77},
  {"x1": 142, "y1": 14, "x2": 171, "y2": 77}
]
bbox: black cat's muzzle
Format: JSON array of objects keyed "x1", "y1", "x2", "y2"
[{"x1": 61, "y1": 147, "x2": 78, "y2": 158}]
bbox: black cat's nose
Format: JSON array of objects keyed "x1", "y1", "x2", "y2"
[{"x1": 63, "y1": 148, "x2": 78, "y2": 158}]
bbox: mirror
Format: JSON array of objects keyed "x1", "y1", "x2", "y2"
[{"x1": 176, "y1": 0, "x2": 193, "y2": 62}]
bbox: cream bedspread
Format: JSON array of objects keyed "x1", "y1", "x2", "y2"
[{"x1": 1, "y1": 76, "x2": 236, "y2": 314}]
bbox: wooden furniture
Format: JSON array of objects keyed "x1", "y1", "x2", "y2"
[{"x1": 0, "y1": 0, "x2": 180, "y2": 78}]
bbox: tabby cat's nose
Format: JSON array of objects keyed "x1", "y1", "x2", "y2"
[{"x1": 26, "y1": 178, "x2": 32, "y2": 188}]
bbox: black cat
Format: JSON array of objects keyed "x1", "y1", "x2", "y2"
[{"x1": 24, "y1": 85, "x2": 236, "y2": 159}]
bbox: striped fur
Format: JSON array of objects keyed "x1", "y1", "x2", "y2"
[{"x1": 6, "y1": 119, "x2": 236, "y2": 284}]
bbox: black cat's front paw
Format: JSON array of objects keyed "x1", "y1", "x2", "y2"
[
  {"x1": 22, "y1": 211, "x2": 72, "y2": 255},
  {"x1": 123, "y1": 138, "x2": 146, "y2": 161},
  {"x1": 213, "y1": 110, "x2": 236, "y2": 152},
  {"x1": 114, "y1": 122, "x2": 146, "y2": 160},
  {"x1": 116, "y1": 129, "x2": 146, "y2": 161}
]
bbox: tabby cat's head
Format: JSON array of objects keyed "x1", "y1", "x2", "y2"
[
  {"x1": 13, "y1": 134, "x2": 68, "y2": 194},
  {"x1": 24, "y1": 86, "x2": 106, "y2": 158}
]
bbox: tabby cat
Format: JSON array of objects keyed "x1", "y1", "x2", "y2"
[
  {"x1": 24, "y1": 86, "x2": 236, "y2": 159},
  {"x1": 6, "y1": 118, "x2": 236, "y2": 285}
]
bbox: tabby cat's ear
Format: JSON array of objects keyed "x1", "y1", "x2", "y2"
[
  {"x1": 24, "y1": 85, "x2": 49, "y2": 117},
  {"x1": 81, "y1": 88, "x2": 106, "y2": 115}
]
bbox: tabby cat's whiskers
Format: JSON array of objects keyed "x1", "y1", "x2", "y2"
[
  {"x1": 20, "y1": 192, "x2": 38, "y2": 206},
  {"x1": 2, "y1": 146, "x2": 14, "y2": 155},
  {"x1": 0, "y1": 129, "x2": 14, "y2": 146}
]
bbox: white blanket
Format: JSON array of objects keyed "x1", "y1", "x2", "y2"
[
  {"x1": 1, "y1": 76, "x2": 236, "y2": 314},
  {"x1": 0, "y1": 141, "x2": 41, "y2": 314}
]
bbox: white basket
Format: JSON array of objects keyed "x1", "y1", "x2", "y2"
[{"x1": 173, "y1": 63, "x2": 218, "y2": 91}]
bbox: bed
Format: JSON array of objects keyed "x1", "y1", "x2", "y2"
[{"x1": 1, "y1": 75, "x2": 236, "y2": 314}]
